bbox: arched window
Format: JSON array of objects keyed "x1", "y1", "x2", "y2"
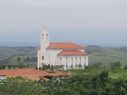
[
  {"x1": 75, "y1": 57, "x2": 77, "y2": 67},
  {"x1": 79, "y1": 57, "x2": 81, "y2": 64},
  {"x1": 66, "y1": 57, "x2": 68, "y2": 62},
  {"x1": 71, "y1": 57, "x2": 73, "y2": 63},
  {"x1": 46, "y1": 34, "x2": 48, "y2": 39},
  {"x1": 42, "y1": 56, "x2": 44, "y2": 60},
  {"x1": 60, "y1": 57, "x2": 62, "y2": 64},
  {"x1": 71, "y1": 57, "x2": 73, "y2": 68},
  {"x1": 66, "y1": 57, "x2": 68, "y2": 67}
]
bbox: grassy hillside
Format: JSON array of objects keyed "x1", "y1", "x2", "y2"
[
  {"x1": 0, "y1": 47, "x2": 37, "y2": 66},
  {"x1": 0, "y1": 47, "x2": 36, "y2": 58},
  {"x1": 0, "y1": 46, "x2": 127, "y2": 66},
  {"x1": 86, "y1": 45, "x2": 127, "y2": 64}
]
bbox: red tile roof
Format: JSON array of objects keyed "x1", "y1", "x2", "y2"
[
  {"x1": 47, "y1": 42, "x2": 84, "y2": 49},
  {"x1": 58, "y1": 50, "x2": 87, "y2": 56},
  {"x1": 0, "y1": 69, "x2": 71, "y2": 80},
  {"x1": 0, "y1": 68, "x2": 49, "y2": 81}
]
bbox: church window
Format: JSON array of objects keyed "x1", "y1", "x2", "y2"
[
  {"x1": 79, "y1": 57, "x2": 81, "y2": 64},
  {"x1": 66, "y1": 57, "x2": 68, "y2": 62},
  {"x1": 71, "y1": 57, "x2": 73, "y2": 62},
  {"x1": 75, "y1": 57, "x2": 78, "y2": 67},
  {"x1": 46, "y1": 34, "x2": 48, "y2": 39},
  {"x1": 66, "y1": 57, "x2": 68, "y2": 64},
  {"x1": 42, "y1": 56, "x2": 44, "y2": 60},
  {"x1": 75, "y1": 57, "x2": 77, "y2": 62},
  {"x1": 60, "y1": 57, "x2": 62, "y2": 64},
  {"x1": 71, "y1": 57, "x2": 73, "y2": 68}
]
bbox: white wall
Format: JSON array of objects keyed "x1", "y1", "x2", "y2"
[
  {"x1": 47, "y1": 49, "x2": 62, "y2": 66},
  {"x1": 38, "y1": 47, "x2": 89, "y2": 70},
  {"x1": 37, "y1": 50, "x2": 41, "y2": 68},
  {"x1": 57, "y1": 55, "x2": 88, "y2": 70}
]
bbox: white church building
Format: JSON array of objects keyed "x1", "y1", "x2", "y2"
[{"x1": 37, "y1": 27, "x2": 88, "y2": 70}]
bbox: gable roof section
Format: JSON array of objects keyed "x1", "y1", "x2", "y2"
[
  {"x1": 58, "y1": 50, "x2": 87, "y2": 56},
  {"x1": 47, "y1": 42, "x2": 84, "y2": 49}
]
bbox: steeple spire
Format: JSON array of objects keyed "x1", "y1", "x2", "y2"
[
  {"x1": 43, "y1": 25, "x2": 47, "y2": 31},
  {"x1": 42, "y1": 25, "x2": 48, "y2": 34}
]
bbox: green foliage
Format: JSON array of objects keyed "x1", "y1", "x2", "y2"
[
  {"x1": 17, "y1": 56, "x2": 21, "y2": 62},
  {"x1": 1, "y1": 62, "x2": 127, "y2": 94},
  {"x1": 124, "y1": 64, "x2": 127, "y2": 70},
  {"x1": 40, "y1": 72, "x2": 127, "y2": 95},
  {"x1": 110, "y1": 62, "x2": 121, "y2": 69},
  {"x1": 0, "y1": 77, "x2": 43, "y2": 95},
  {"x1": 1, "y1": 70, "x2": 127, "y2": 95}
]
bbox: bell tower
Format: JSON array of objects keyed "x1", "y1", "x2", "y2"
[
  {"x1": 40, "y1": 25, "x2": 49, "y2": 53},
  {"x1": 37, "y1": 26, "x2": 50, "y2": 69}
]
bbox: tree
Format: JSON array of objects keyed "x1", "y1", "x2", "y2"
[
  {"x1": 110, "y1": 62, "x2": 121, "y2": 69},
  {"x1": 99, "y1": 71, "x2": 109, "y2": 87},
  {"x1": 24, "y1": 57, "x2": 30, "y2": 62},
  {"x1": 91, "y1": 62, "x2": 103, "y2": 69},
  {"x1": 8, "y1": 65, "x2": 12, "y2": 69},
  {"x1": 124, "y1": 64, "x2": 127, "y2": 70},
  {"x1": 17, "y1": 57, "x2": 21, "y2": 63}
]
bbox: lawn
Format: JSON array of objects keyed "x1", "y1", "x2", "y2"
[
  {"x1": 109, "y1": 69, "x2": 127, "y2": 79},
  {"x1": 70, "y1": 68, "x2": 127, "y2": 80}
]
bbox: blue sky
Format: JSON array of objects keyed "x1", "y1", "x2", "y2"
[{"x1": 0, "y1": 0, "x2": 127, "y2": 46}]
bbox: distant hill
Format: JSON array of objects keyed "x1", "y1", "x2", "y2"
[
  {"x1": 0, "y1": 42, "x2": 38, "y2": 47},
  {"x1": 0, "y1": 47, "x2": 37, "y2": 66},
  {"x1": 0, "y1": 46, "x2": 127, "y2": 66},
  {"x1": 86, "y1": 45, "x2": 127, "y2": 64},
  {"x1": 114, "y1": 47, "x2": 127, "y2": 52},
  {"x1": 86, "y1": 45, "x2": 104, "y2": 53}
]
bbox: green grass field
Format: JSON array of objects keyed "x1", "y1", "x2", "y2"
[
  {"x1": 87, "y1": 46, "x2": 127, "y2": 64},
  {"x1": 71, "y1": 67, "x2": 127, "y2": 80}
]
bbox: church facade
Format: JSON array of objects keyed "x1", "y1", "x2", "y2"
[{"x1": 37, "y1": 27, "x2": 88, "y2": 70}]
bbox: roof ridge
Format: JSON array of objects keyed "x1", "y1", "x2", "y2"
[{"x1": 47, "y1": 42, "x2": 84, "y2": 49}]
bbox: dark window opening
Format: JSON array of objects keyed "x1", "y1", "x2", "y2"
[{"x1": 42, "y1": 56, "x2": 44, "y2": 60}]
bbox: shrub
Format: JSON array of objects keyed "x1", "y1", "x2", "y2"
[{"x1": 110, "y1": 62, "x2": 121, "y2": 69}]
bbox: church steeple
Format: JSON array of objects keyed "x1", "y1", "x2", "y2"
[
  {"x1": 41, "y1": 25, "x2": 48, "y2": 39},
  {"x1": 43, "y1": 25, "x2": 47, "y2": 33},
  {"x1": 40, "y1": 26, "x2": 49, "y2": 53}
]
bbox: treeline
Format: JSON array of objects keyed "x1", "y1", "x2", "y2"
[
  {"x1": 0, "y1": 56, "x2": 37, "y2": 69},
  {"x1": 16, "y1": 56, "x2": 37, "y2": 63},
  {"x1": 89, "y1": 61, "x2": 127, "y2": 70}
]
